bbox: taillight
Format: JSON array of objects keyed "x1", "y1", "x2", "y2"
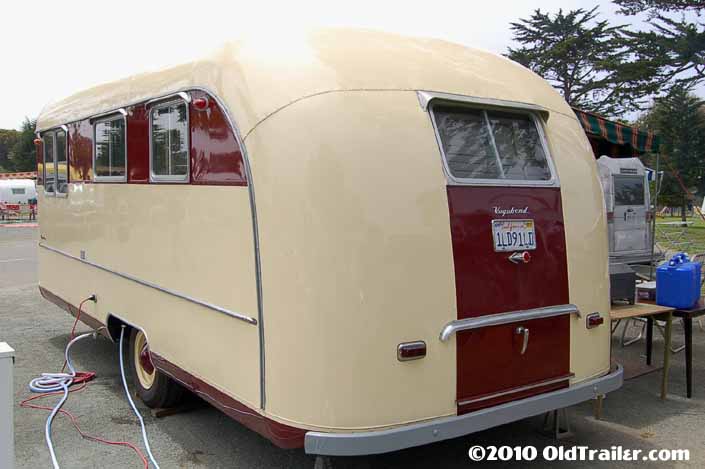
[
  {"x1": 606, "y1": 212, "x2": 614, "y2": 223},
  {"x1": 397, "y1": 341, "x2": 427, "y2": 361},
  {"x1": 646, "y1": 211, "x2": 653, "y2": 222},
  {"x1": 586, "y1": 313, "x2": 604, "y2": 329},
  {"x1": 193, "y1": 97, "x2": 209, "y2": 111}
]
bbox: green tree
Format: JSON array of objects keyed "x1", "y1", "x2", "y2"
[
  {"x1": 0, "y1": 129, "x2": 19, "y2": 172},
  {"x1": 615, "y1": 0, "x2": 705, "y2": 90},
  {"x1": 641, "y1": 87, "x2": 705, "y2": 220},
  {"x1": 7, "y1": 118, "x2": 38, "y2": 172},
  {"x1": 506, "y1": 7, "x2": 652, "y2": 117},
  {"x1": 614, "y1": 1, "x2": 704, "y2": 17}
]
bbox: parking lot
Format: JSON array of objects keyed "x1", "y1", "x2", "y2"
[{"x1": 1, "y1": 225, "x2": 704, "y2": 468}]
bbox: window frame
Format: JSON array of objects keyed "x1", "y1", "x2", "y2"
[
  {"x1": 93, "y1": 112, "x2": 128, "y2": 182},
  {"x1": 41, "y1": 131, "x2": 55, "y2": 197},
  {"x1": 427, "y1": 98, "x2": 559, "y2": 188},
  {"x1": 148, "y1": 98, "x2": 190, "y2": 183},
  {"x1": 41, "y1": 127, "x2": 69, "y2": 197},
  {"x1": 54, "y1": 128, "x2": 69, "y2": 197}
]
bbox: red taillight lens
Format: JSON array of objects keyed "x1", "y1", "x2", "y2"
[
  {"x1": 646, "y1": 211, "x2": 653, "y2": 222},
  {"x1": 606, "y1": 212, "x2": 614, "y2": 222},
  {"x1": 397, "y1": 341, "x2": 427, "y2": 361},
  {"x1": 586, "y1": 313, "x2": 604, "y2": 329},
  {"x1": 193, "y1": 97, "x2": 209, "y2": 111},
  {"x1": 33, "y1": 138, "x2": 42, "y2": 145}
]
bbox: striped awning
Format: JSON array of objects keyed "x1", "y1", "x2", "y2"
[
  {"x1": 0, "y1": 171, "x2": 37, "y2": 180},
  {"x1": 574, "y1": 108, "x2": 660, "y2": 153}
]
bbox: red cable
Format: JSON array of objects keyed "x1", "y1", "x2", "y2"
[
  {"x1": 61, "y1": 298, "x2": 91, "y2": 373},
  {"x1": 20, "y1": 385, "x2": 149, "y2": 469},
  {"x1": 23, "y1": 295, "x2": 150, "y2": 468}
]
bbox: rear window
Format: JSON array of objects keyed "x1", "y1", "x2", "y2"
[
  {"x1": 432, "y1": 106, "x2": 552, "y2": 182},
  {"x1": 614, "y1": 176, "x2": 645, "y2": 206}
]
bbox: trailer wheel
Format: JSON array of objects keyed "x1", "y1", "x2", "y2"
[{"x1": 128, "y1": 328, "x2": 184, "y2": 408}]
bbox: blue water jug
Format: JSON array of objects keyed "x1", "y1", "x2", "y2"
[{"x1": 656, "y1": 253, "x2": 701, "y2": 309}]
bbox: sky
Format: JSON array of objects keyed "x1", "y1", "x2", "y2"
[{"x1": 0, "y1": 0, "x2": 700, "y2": 129}]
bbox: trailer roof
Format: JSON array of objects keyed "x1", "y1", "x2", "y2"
[{"x1": 36, "y1": 28, "x2": 575, "y2": 136}]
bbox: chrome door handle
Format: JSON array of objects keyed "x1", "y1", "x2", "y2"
[{"x1": 515, "y1": 326, "x2": 530, "y2": 355}]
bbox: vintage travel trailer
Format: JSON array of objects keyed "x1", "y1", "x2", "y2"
[
  {"x1": 597, "y1": 156, "x2": 653, "y2": 265},
  {"x1": 35, "y1": 29, "x2": 622, "y2": 459},
  {"x1": 0, "y1": 179, "x2": 37, "y2": 205}
]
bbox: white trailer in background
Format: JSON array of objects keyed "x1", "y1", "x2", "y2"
[
  {"x1": 0, "y1": 179, "x2": 37, "y2": 204},
  {"x1": 597, "y1": 156, "x2": 653, "y2": 264}
]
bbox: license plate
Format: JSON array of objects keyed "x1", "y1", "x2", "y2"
[{"x1": 492, "y1": 219, "x2": 536, "y2": 252}]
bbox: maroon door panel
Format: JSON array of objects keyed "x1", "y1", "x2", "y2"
[
  {"x1": 447, "y1": 185, "x2": 571, "y2": 411},
  {"x1": 456, "y1": 316, "x2": 570, "y2": 414}
]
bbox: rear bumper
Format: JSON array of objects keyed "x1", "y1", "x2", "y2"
[{"x1": 305, "y1": 364, "x2": 623, "y2": 456}]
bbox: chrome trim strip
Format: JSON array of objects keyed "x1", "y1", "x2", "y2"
[
  {"x1": 187, "y1": 87, "x2": 268, "y2": 411},
  {"x1": 417, "y1": 91, "x2": 550, "y2": 117},
  {"x1": 89, "y1": 107, "x2": 127, "y2": 123},
  {"x1": 145, "y1": 91, "x2": 192, "y2": 107},
  {"x1": 457, "y1": 373, "x2": 573, "y2": 406},
  {"x1": 304, "y1": 365, "x2": 623, "y2": 456},
  {"x1": 39, "y1": 243, "x2": 258, "y2": 326},
  {"x1": 439, "y1": 304, "x2": 579, "y2": 342}
]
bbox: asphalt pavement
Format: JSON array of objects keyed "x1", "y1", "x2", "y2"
[{"x1": 1, "y1": 225, "x2": 703, "y2": 468}]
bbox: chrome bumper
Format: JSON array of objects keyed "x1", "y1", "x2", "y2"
[{"x1": 305, "y1": 364, "x2": 623, "y2": 456}]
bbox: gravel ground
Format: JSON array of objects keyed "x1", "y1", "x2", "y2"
[{"x1": 1, "y1": 226, "x2": 704, "y2": 468}]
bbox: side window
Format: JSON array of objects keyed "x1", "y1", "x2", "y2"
[
  {"x1": 36, "y1": 137, "x2": 44, "y2": 187},
  {"x1": 43, "y1": 132, "x2": 56, "y2": 195},
  {"x1": 41, "y1": 129, "x2": 69, "y2": 196},
  {"x1": 150, "y1": 100, "x2": 189, "y2": 182},
  {"x1": 56, "y1": 130, "x2": 68, "y2": 195},
  {"x1": 94, "y1": 116, "x2": 127, "y2": 181}
]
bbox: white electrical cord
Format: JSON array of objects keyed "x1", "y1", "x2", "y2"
[
  {"x1": 28, "y1": 331, "x2": 94, "y2": 469},
  {"x1": 119, "y1": 326, "x2": 160, "y2": 469}
]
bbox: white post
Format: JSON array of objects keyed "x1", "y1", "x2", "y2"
[{"x1": 0, "y1": 342, "x2": 15, "y2": 469}]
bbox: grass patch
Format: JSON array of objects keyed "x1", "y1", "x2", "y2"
[{"x1": 655, "y1": 215, "x2": 705, "y2": 256}]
